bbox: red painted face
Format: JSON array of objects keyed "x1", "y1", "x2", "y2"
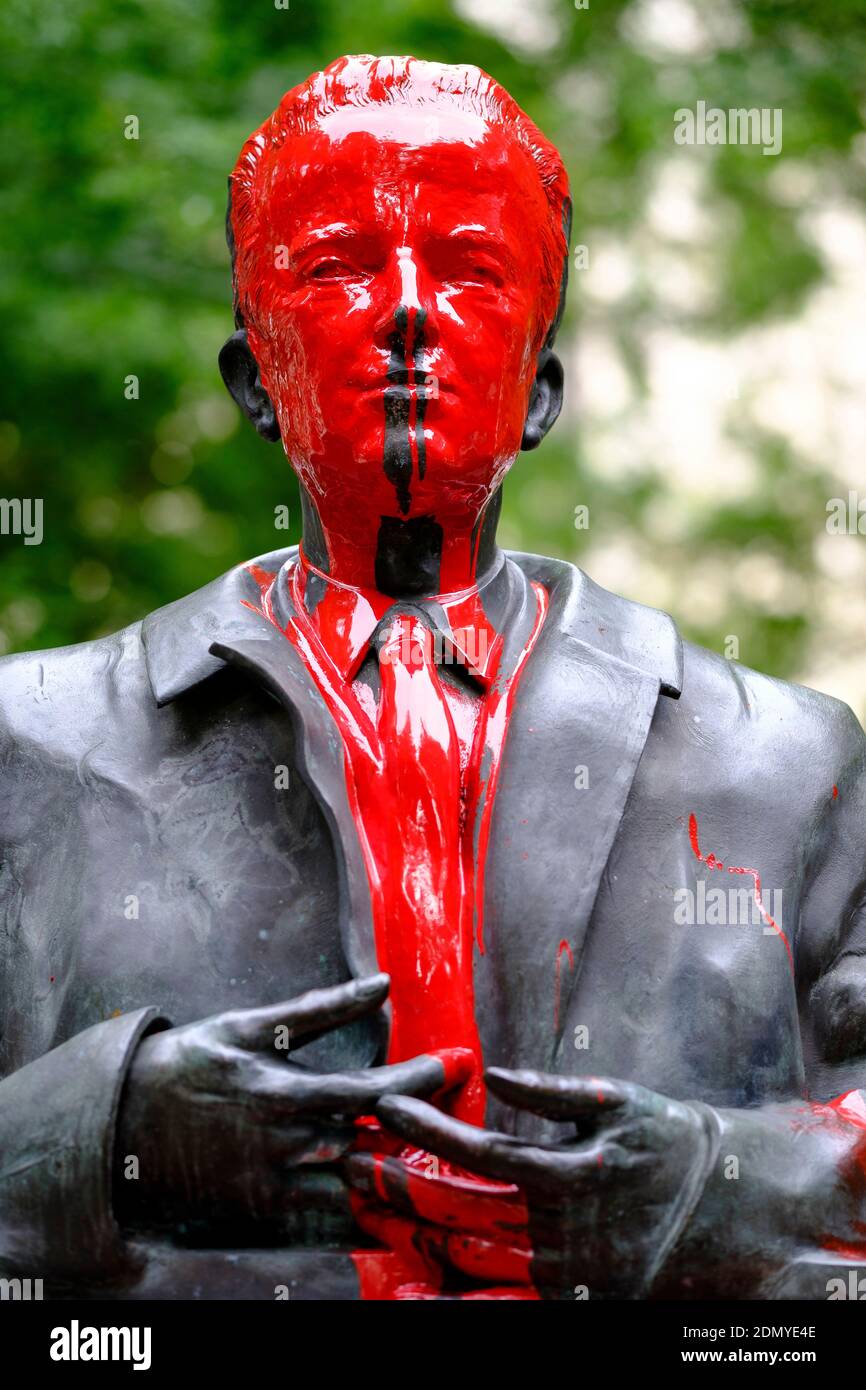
[{"x1": 238, "y1": 103, "x2": 552, "y2": 585}]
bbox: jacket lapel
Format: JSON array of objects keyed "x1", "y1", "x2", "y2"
[
  {"x1": 476, "y1": 555, "x2": 682, "y2": 1116},
  {"x1": 141, "y1": 547, "x2": 386, "y2": 1056}
]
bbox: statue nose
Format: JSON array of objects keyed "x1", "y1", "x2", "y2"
[
  {"x1": 396, "y1": 245, "x2": 421, "y2": 312},
  {"x1": 373, "y1": 247, "x2": 438, "y2": 354}
]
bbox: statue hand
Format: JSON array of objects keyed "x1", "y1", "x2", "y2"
[
  {"x1": 114, "y1": 974, "x2": 472, "y2": 1240},
  {"x1": 372, "y1": 1071, "x2": 715, "y2": 1299}
]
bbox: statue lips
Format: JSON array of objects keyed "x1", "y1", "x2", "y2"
[{"x1": 355, "y1": 374, "x2": 451, "y2": 408}]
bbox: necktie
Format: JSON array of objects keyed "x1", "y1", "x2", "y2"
[{"x1": 373, "y1": 610, "x2": 485, "y2": 1122}]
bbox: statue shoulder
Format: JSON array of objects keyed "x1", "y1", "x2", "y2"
[
  {"x1": 0, "y1": 545, "x2": 296, "y2": 742},
  {"x1": 0, "y1": 621, "x2": 150, "y2": 750},
  {"x1": 508, "y1": 550, "x2": 865, "y2": 775},
  {"x1": 679, "y1": 635, "x2": 866, "y2": 766}
]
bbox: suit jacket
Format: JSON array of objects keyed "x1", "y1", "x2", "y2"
[{"x1": 1, "y1": 546, "x2": 865, "y2": 1299}]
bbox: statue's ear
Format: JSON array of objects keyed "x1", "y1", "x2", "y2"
[
  {"x1": 218, "y1": 328, "x2": 281, "y2": 442},
  {"x1": 521, "y1": 347, "x2": 564, "y2": 451}
]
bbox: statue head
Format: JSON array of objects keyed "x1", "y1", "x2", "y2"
[{"x1": 219, "y1": 55, "x2": 571, "y2": 586}]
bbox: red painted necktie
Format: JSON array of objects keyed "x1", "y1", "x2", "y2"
[
  {"x1": 373, "y1": 611, "x2": 485, "y2": 1123},
  {"x1": 249, "y1": 563, "x2": 550, "y2": 1296}
]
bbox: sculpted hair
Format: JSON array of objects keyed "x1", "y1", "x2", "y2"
[{"x1": 227, "y1": 53, "x2": 572, "y2": 350}]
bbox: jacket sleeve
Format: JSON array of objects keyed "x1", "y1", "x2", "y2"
[{"x1": 0, "y1": 1006, "x2": 168, "y2": 1293}]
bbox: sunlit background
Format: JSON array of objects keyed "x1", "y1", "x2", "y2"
[{"x1": 1, "y1": 0, "x2": 865, "y2": 715}]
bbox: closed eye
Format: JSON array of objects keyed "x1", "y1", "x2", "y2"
[
  {"x1": 453, "y1": 262, "x2": 504, "y2": 288},
  {"x1": 306, "y1": 259, "x2": 359, "y2": 281}
]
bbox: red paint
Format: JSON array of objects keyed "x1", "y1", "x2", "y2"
[
  {"x1": 371, "y1": 609, "x2": 487, "y2": 1118},
  {"x1": 806, "y1": 1092, "x2": 866, "y2": 1258},
  {"x1": 256, "y1": 559, "x2": 546, "y2": 1125},
  {"x1": 821, "y1": 1241, "x2": 866, "y2": 1260},
  {"x1": 554, "y1": 938, "x2": 574, "y2": 1030},
  {"x1": 352, "y1": 1126, "x2": 529, "y2": 1235},
  {"x1": 247, "y1": 554, "x2": 546, "y2": 1296},
  {"x1": 688, "y1": 812, "x2": 793, "y2": 974},
  {"x1": 245, "y1": 563, "x2": 276, "y2": 593},
  {"x1": 290, "y1": 550, "x2": 507, "y2": 690},
  {"x1": 229, "y1": 55, "x2": 570, "y2": 1298},
  {"x1": 833, "y1": 784, "x2": 839, "y2": 800},
  {"x1": 229, "y1": 55, "x2": 570, "y2": 592},
  {"x1": 350, "y1": 1121, "x2": 535, "y2": 1297},
  {"x1": 827, "y1": 1089, "x2": 866, "y2": 1130}
]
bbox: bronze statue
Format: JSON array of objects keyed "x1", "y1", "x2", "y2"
[{"x1": 1, "y1": 55, "x2": 865, "y2": 1300}]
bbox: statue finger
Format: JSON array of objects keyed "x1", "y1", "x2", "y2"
[{"x1": 225, "y1": 973, "x2": 390, "y2": 1050}]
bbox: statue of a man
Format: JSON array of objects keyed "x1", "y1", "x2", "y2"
[{"x1": 1, "y1": 55, "x2": 865, "y2": 1301}]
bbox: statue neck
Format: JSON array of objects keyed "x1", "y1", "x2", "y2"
[{"x1": 298, "y1": 486, "x2": 503, "y2": 599}]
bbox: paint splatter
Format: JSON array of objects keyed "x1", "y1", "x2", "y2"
[
  {"x1": 688, "y1": 812, "x2": 793, "y2": 974},
  {"x1": 554, "y1": 938, "x2": 575, "y2": 1030}
]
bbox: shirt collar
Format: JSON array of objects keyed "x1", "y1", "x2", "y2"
[
  {"x1": 141, "y1": 545, "x2": 683, "y2": 707},
  {"x1": 273, "y1": 549, "x2": 517, "y2": 690}
]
